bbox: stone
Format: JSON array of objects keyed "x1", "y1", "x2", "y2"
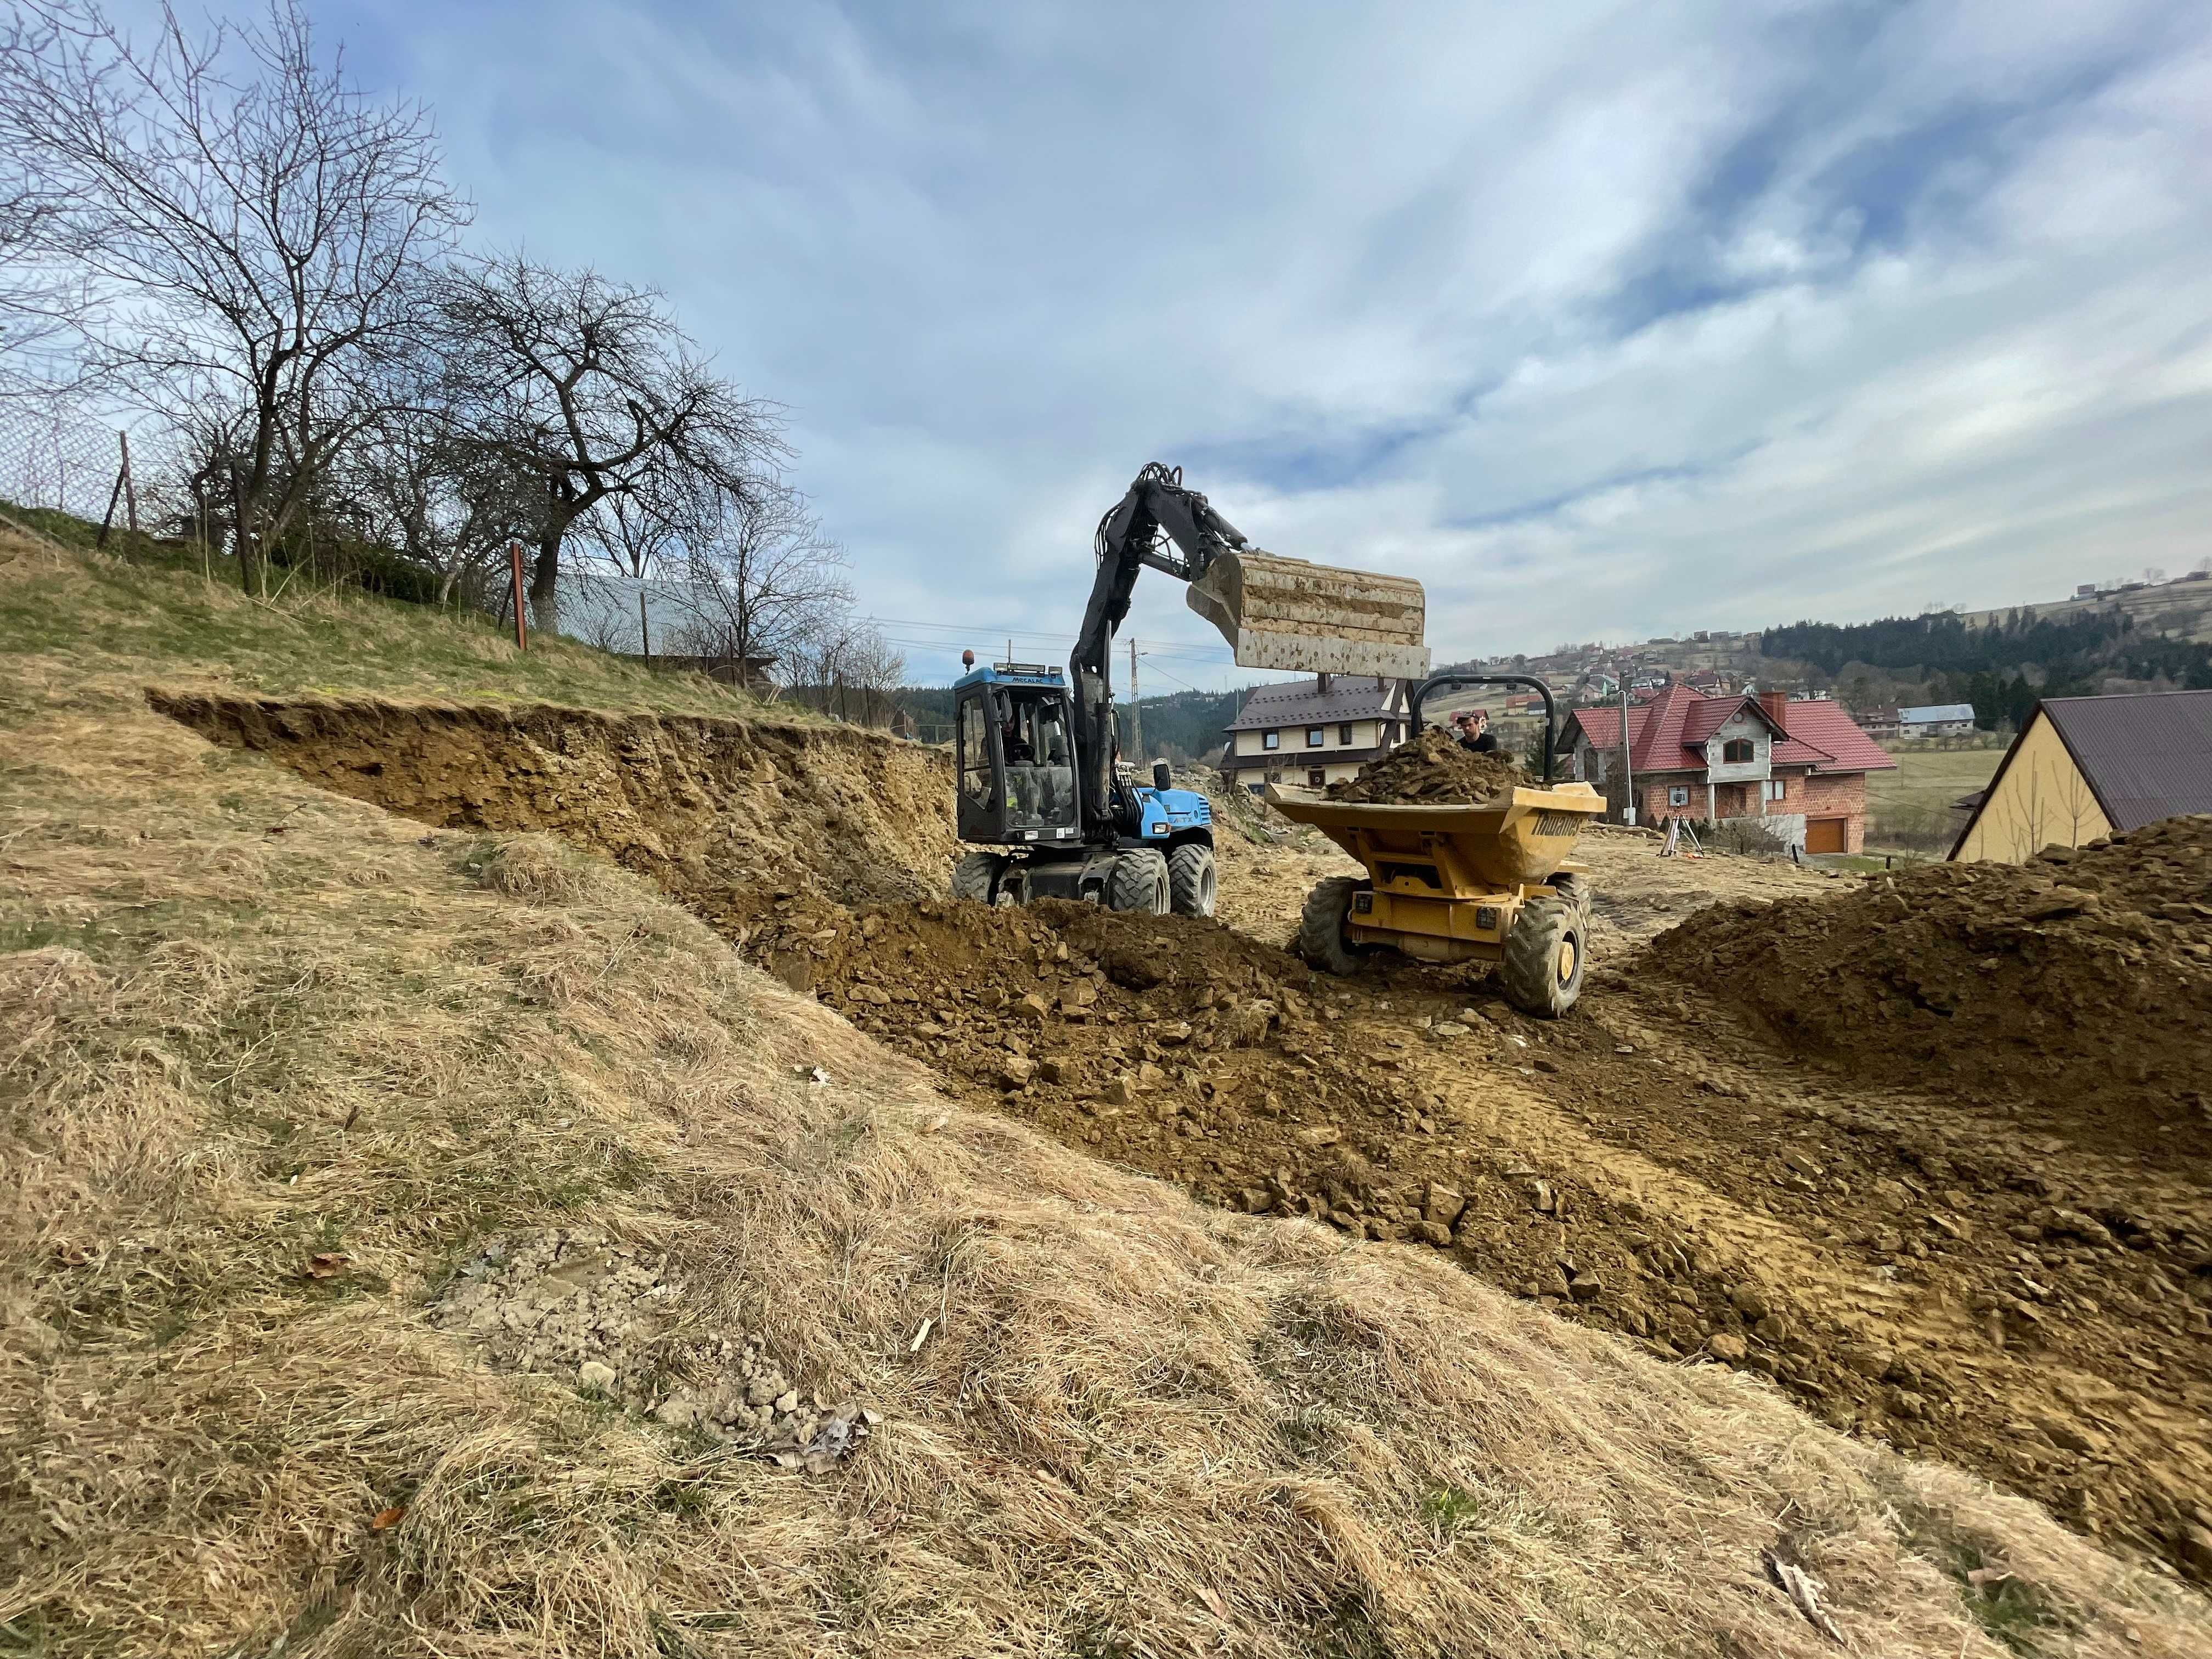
[
  {"x1": 1839, "y1": 1342, "x2": 1895, "y2": 1379},
  {"x1": 1706, "y1": 1333, "x2": 1747, "y2": 1363},
  {"x1": 1293, "y1": 1124, "x2": 1342, "y2": 1149},
  {"x1": 1036, "y1": 1058, "x2": 1065, "y2": 1085},
  {"x1": 1137, "y1": 1062, "x2": 1168, "y2": 1090},
  {"x1": 654, "y1": 1393, "x2": 699, "y2": 1429},
  {"x1": 1414, "y1": 1220, "x2": 1453, "y2": 1248},
  {"x1": 577, "y1": 1359, "x2": 617, "y2": 1391},
  {"x1": 999, "y1": 1056, "x2": 1036, "y2": 1088},
  {"x1": 1102, "y1": 1074, "x2": 1139, "y2": 1107},
  {"x1": 1780, "y1": 1149, "x2": 1822, "y2": 1177},
  {"x1": 774, "y1": 1390, "x2": 800, "y2": 1414},
  {"x1": 1532, "y1": 1057, "x2": 1560, "y2": 1074},
  {"x1": 1155, "y1": 1021, "x2": 1193, "y2": 1046},
  {"x1": 1239, "y1": 1188, "x2": 1272, "y2": 1214},
  {"x1": 1016, "y1": 992, "x2": 1049, "y2": 1023},
  {"x1": 1568, "y1": 1274, "x2": 1603, "y2": 1302},
  {"x1": 2176, "y1": 1525, "x2": 2212, "y2": 1580},
  {"x1": 1728, "y1": 1284, "x2": 1771, "y2": 1321},
  {"x1": 1528, "y1": 1179, "x2": 1557, "y2": 1215},
  {"x1": 1423, "y1": 1183, "x2": 1467, "y2": 1229},
  {"x1": 1432, "y1": 1021, "x2": 1470, "y2": 1038}
]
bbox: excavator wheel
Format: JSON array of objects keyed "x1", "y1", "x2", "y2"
[
  {"x1": 1298, "y1": 875, "x2": 1373, "y2": 976},
  {"x1": 1500, "y1": 895, "x2": 1584, "y2": 1018},
  {"x1": 1166, "y1": 843, "x2": 1217, "y2": 918},
  {"x1": 951, "y1": 851, "x2": 1006, "y2": 905},
  {"x1": 1105, "y1": 849, "x2": 1170, "y2": 915}
]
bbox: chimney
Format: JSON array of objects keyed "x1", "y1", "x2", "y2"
[
  {"x1": 1317, "y1": 672, "x2": 1331, "y2": 695},
  {"x1": 1758, "y1": 689, "x2": 1788, "y2": 731}
]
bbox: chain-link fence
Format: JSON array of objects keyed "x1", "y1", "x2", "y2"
[{"x1": 0, "y1": 403, "x2": 139, "y2": 526}]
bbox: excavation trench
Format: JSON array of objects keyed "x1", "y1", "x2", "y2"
[{"x1": 156, "y1": 689, "x2": 2212, "y2": 1584}]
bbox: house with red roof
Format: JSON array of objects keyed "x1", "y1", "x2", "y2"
[{"x1": 1562, "y1": 686, "x2": 1897, "y2": 854}]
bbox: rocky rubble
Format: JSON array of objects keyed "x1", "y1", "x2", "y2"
[
  {"x1": 1323, "y1": 726, "x2": 1525, "y2": 804},
  {"x1": 427, "y1": 1229, "x2": 872, "y2": 1470}
]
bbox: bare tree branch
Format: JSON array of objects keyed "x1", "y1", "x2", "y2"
[{"x1": 0, "y1": 0, "x2": 469, "y2": 588}]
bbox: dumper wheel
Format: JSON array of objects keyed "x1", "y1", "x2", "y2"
[
  {"x1": 951, "y1": 851, "x2": 1006, "y2": 904},
  {"x1": 1106, "y1": 849, "x2": 1170, "y2": 915},
  {"x1": 1299, "y1": 875, "x2": 1373, "y2": 976},
  {"x1": 1502, "y1": 895, "x2": 1584, "y2": 1018},
  {"x1": 1166, "y1": 843, "x2": 1217, "y2": 918},
  {"x1": 1547, "y1": 871, "x2": 1592, "y2": 919}
]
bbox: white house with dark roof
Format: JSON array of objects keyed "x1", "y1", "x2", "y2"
[{"x1": 1220, "y1": 674, "x2": 1415, "y2": 792}]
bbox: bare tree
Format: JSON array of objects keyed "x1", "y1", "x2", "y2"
[
  {"x1": 664, "y1": 479, "x2": 848, "y2": 681},
  {"x1": 430, "y1": 253, "x2": 786, "y2": 634},
  {"x1": 778, "y1": 607, "x2": 905, "y2": 725},
  {"x1": 0, "y1": 0, "x2": 469, "y2": 590},
  {"x1": 342, "y1": 404, "x2": 535, "y2": 605}
]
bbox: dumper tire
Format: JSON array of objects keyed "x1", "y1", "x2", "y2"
[
  {"x1": 1502, "y1": 894, "x2": 1585, "y2": 1019},
  {"x1": 1106, "y1": 849, "x2": 1170, "y2": 915},
  {"x1": 1166, "y1": 843, "x2": 1217, "y2": 918},
  {"x1": 951, "y1": 852, "x2": 1006, "y2": 905},
  {"x1": 1299, "y1": 875, "x2": 1373, "y2": 976},
  {"x1": 1547, "y1": 871, "x2": 1592, "y2": 920}
]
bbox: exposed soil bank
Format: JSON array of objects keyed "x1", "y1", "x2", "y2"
[{"x1": 148, "y1": 689, "x2": 960, "y2": 910}]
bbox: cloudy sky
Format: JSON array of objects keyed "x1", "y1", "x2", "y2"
[{"x1": 333, "y1": 0, "x2": 2209, "y2": 686}]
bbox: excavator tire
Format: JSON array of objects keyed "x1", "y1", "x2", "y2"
[
  {"x1": 1500, "y1": 894, "x2": 1584, "y2": 1018},
  {"x1": 1105, "y1": 849, "x2": 1170, "y2": 915},
  {"x1": 1166, "y1": 843, "x2": 1217, "y2": 918},
  {"x1": 1298, "y1": 875, "x2": 1372, "y2": 976},
  {"x1": 951, "y1": 851, "x2": 1006, "y2": 905}
]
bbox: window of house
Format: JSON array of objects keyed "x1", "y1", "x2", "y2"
[
  {"x1": 1307, "y1": 769, "x2": 1326, "y2": 787},
  {"x1": 1262, "y1": 730, "x2": 1279, "y2": 750},
  {"x1": 1306, "y1": 726, "x2": 1325, "y2": 747},
  {"x1": 1338, "y1": 723, "x2": 1355, "y2": 744},
  {"x1": 1764, "y1": 778, "x2": 1787, "y2": 801},
  {"x1": 1722, "y1": 738, "x2": 1754, "y2": 764},
  {"x1": 1667, "y1": 785, "x2": 1691, "y2": 807}
]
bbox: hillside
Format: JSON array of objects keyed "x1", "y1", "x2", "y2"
[{"x1": 5, "y1": 527, "x2": 2210, "y2": 1657}]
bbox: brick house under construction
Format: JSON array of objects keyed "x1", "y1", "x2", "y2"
[{"x1": 1563, "y1": 686, "x2": 1896, "y2": 854}]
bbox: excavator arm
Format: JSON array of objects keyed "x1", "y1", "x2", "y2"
[{"x1": 1069, "y1": 462, "x2": 1430, "y2": 842}]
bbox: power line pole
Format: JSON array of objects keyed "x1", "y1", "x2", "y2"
[{"x1": 1128, "y1": 636, "x2": 1143, "y2": 759}]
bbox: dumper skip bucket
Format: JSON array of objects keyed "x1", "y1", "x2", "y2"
[{"x1": 1188, "y1": 550, "x2": 1430, "y2": 680}]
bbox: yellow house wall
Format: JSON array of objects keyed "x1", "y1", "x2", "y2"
[{"x1": 1953, "y1": 712, "x2": 2113, "y2": 863}]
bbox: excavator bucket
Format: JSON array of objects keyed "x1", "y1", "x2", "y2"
[{"x1": 1186, "y1": 550, "x2": 1430, "y2": 679}]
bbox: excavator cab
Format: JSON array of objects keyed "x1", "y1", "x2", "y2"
[{"x1": 953, "y1": 665, "x2": 1082, "y2": 848}]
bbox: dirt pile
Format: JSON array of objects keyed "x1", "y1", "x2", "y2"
[
  {"x1": 1645, "y1": 816, "x2": 2212, "y2": 1156},
  {"x1": 149, "y1": 690, "x2": 959, "y2": 913},
  {"x1": 1324, "y1": 725, "x2": 1523, "y2": 803}
]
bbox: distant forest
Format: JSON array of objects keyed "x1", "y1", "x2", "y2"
[{"x1": 1763, "y1": 608, "x2": 2212, "y2": 729}]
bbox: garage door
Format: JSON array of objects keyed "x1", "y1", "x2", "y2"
[{"x1": 1805, "y1": 817, "x2": 1848, "y2": 854}]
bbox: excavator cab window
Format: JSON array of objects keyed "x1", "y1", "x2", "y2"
[{"x1": 955, "y1": 684, "x2": 1080, "y2": 843}]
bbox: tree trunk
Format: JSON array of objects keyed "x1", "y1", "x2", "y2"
[{"x1": 530, "y1": 532, "x2": 562, "y2": 636}]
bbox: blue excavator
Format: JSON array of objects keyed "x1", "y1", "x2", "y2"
[{"x1": 949, "y1": 463, "x2": 1429, "y2": 916}]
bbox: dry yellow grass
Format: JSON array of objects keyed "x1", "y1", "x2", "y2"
[{"x1": 5, "y1": 529, "x2": 2210, "y2": 1656}]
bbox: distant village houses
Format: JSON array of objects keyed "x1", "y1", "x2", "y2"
[
  {"x1": 1562, "y1": 686, "x2": 1896, "y2": 854},
  {"x1": 1897, "y1": 703, "x2": 1978, "y2": 739}
]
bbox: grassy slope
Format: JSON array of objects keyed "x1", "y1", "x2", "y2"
[
  {"x1": 0, "y1": 512, "x2": 785, "y2": 719},
  {"x1": 4, "y1": 527, "x2": 2209, "y2": 1658},
  {"x1": 1864, "y1": 749, "x2": 2007, "y2": 855}
]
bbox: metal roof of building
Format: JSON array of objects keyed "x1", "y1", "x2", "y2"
[
  {"x1": 1899, "y1": 703, "x2": 1977, "y2": 723},
  {"x1": 2041, "y1": 690, "x2": 2212, "y2": 831},
  {"x1": 1224, "y1": 675, "x2": 1407, "y2": 732}
]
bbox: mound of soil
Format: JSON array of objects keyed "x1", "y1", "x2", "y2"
[
  {"x1": 1647, "y1": 816, "x2": 2212, "y2": 1156},
  {"x1": 1325, "y1": 726, "x2": 1523, "y2": 804}
]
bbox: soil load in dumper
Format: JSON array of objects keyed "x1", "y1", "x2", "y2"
[{"x1": 1267, "y1": 762, "x2": 1605, "y2": 1016}]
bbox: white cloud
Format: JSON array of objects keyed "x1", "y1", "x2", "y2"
[{"x1": 335, "y1": 0, "x2": 2212, "y2": 683}]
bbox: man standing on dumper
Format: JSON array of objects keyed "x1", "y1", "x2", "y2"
[{"x1": 1453, "y1": 709, "x2": 1499, "y2": 754}]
